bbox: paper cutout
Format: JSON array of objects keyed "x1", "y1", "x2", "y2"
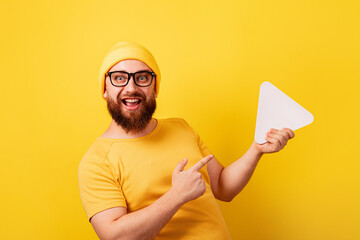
[{"x1": 255, "y1": 81, "x2": 314, "y2": 144}]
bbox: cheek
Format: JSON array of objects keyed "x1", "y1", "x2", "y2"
[
  {"x1": 106, "y1": 85, "x2": 123, "y2": 100},
  {"x1": 144, "y1": 90, "x2": 156, "y2": 101},
  {"x1": 147, "y1": 85, "x2": 157, "y2": 97},
  {"x1": 106, "y1": 78, "x2": 119, "y2": 92}
]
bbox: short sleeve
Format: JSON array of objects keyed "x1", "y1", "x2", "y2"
[
  {"x1": 78, "y1": 156, "x2": 127, "y2": 221},
  {"x1": 180, "y1": 118, "x2": 212, "y2": 157}
]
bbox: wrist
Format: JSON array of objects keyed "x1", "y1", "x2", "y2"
[
  {"x1": 250, "y1": 141, "x2": 264, "y2": 159},
  {"x1": 167, "y1": 187, "x2": 186, "y2": 206}
]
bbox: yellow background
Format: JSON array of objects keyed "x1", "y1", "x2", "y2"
[{"x1": 1, "y1": 0, "x2": 359, "y2": 239}]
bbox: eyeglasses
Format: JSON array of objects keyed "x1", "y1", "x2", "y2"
[{"x1": 106, "y1": 71, "x2": 155, "y2": 87}]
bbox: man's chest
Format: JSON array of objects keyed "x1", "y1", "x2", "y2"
[{"x1": 108, "y1": 139, "x2": 205, "y2": 212}]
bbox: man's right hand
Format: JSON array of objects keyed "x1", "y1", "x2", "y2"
[{"x1": 170, "y1": 155, "x2": 214, "y2": 204}]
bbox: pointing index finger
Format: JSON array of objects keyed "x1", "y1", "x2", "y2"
[{"x1": 190, "y1": 155, "x2": 214, "y2": 172}]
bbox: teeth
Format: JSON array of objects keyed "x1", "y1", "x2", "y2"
[{"x1": 125, "y1": 99, "x2": 139, "y2": 103}]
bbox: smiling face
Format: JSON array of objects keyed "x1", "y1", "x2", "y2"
[{"x1": 103, "y1": 59, "x2": 157, "y2": 133}]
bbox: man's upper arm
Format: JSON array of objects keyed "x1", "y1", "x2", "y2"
[
  {"x1": 90, "y1": 206, "x2": 127, "y2": 240},
  {"x1": 78, "y1": 157, "x2": 127, "y2": 221},
  {"x1": 206, "y1": 156, "x2": 225, "y2": 199}
]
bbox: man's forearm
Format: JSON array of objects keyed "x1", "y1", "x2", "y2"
[
  {"x1": 218, "y1": 142, "x2": 263, "y2": 201},
  {"x1": 108, "y1": 189, "x2": 183, "y2": 240},
  {"x1": 93, "y1": 156, "x2": 213, "y2": 240}
]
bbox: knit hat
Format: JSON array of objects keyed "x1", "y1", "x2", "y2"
[{"x1": 99, "y1": 41, "x2": 161, "y2": 100}]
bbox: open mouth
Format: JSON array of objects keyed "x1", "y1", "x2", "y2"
[{"x1": 121, "y1": 98, "x2": 142, "y2": 110}]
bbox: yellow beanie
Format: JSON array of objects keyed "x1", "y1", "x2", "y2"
[{"x1": 99, "y1": 41, "x2": 161, "y2": 100}]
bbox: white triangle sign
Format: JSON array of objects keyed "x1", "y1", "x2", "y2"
[{"x1": 255, "y1": 81, "x2": 314, "y2": 144}]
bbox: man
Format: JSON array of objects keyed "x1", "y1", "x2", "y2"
[{"x1": 78, "y1": 41, "x2": 295, "y2": 240}]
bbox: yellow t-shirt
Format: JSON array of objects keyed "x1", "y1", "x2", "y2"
[{"x1": 78, "y1": 118, "x2": 231, "y2": 239}]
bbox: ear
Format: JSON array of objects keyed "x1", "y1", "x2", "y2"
[
  {"x1": 154, "y1": 78, "x2": 158, "y2": 98},
  {"x1": 103, "y1": 79, "x2": 108, "y2": 99}
]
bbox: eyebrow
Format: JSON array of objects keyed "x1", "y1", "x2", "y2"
[{"x1": 109, "y1": 69, "x2": 152, "y2": 72}]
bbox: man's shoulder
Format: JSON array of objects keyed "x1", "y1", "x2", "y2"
[
  {"x1": 79, "y1": 138, "x2": 114, "y2": 167},
  {"x1": 159, "y1": 117, "x2": 189, "y2": 127},
  {"x1": 157, "y1": 118, "x2": 198, "y2": 137}
]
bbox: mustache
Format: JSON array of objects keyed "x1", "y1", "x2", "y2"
[{"x1": 117, "y1": 91, "x2": 146, "y2": 101}]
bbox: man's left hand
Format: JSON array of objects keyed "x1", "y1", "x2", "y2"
[{"x1": 254, "y1": 128, "x2": 295, "y2": 153}]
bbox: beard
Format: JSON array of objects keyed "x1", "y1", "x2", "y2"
[{"x1": 106, "y1": 90, "x2": 156, "y2": 134}]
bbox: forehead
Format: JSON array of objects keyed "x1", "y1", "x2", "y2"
[{"x1": 109, "y1": 59, "x2": 152, "y2": 72}]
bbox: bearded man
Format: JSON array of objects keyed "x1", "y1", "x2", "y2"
[{"x1": 78, "y1": 41, "x2": 295, "y2": 240}]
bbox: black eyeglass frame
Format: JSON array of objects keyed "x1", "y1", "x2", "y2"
[{"x1": 106, "y1": 71, "x2": 156, "y2": 87}]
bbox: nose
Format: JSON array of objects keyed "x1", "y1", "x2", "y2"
[{"x1": 123, "y1": 75, "x2": 138, "y2": 93}]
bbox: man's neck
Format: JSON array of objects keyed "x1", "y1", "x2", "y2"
[{"x1": 100, "y1": 118, "x2": 158, "y2": 139}]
